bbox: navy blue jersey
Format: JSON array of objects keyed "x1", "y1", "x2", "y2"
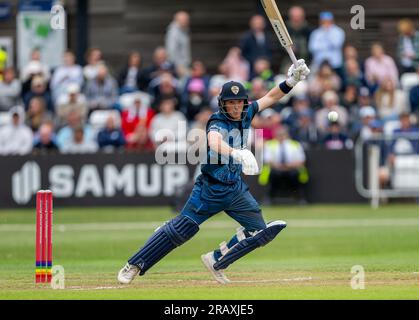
[{"x1": 201, "y1": 101, "x2": 259, "y2": 184}]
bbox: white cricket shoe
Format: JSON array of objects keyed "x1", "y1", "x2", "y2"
[
  {"x1": 201, "y1": 252, "x2": 230, "y2": 284},
  {"x1": 117, "y1": 263, "x2": 140, "y2": 284}
]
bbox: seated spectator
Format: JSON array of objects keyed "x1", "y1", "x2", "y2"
[
  {"x1": 221, "y1": 47, "x2": 250, "y2": 82},
  {"x1": 97, "y1": 113, "x2": 126, "y2": 151},
  {"x1": 50, "y1": 50, "x2": 84, "y2": 102},
  {"x1": 388, "y1": 112, "x2": 419, "y2": 166},
  {"x1": 56, "y1": 109, "x2": 94, "y2": 149},
  {"x1": 344, "y1": 45, "x2": 360, "y2": 64},
  {"x1": 397, "y1": 19, "x2": 419, "y2": 74},
  {"x1": 322, "y1": 121, "x2": 353, "y2": 150},
  {"x1": 33, "y1": 122, "x2": 59, "y2": 154},
  {"x1": 84, "y1": 64, "x2": 118, "y2": 113},
  {"x1": 150, "y1": 72, "x2": 180, "y2": 110},
  {"x1": 26, "y1": 97, "x2": 52, "y2": 132},
  {"x1": 250, "y1": 57, "x2": 275, "y2": 84},
  {"x1": 342, "y1": 84, "x2": 362, "y2": 132},
  {"x1": 121, "y1": 94, "x2": 155, "y2": 140},
  {"x1": 181, "y1": 60, "x2": 210, "y2": 103},
  {"x1": 150, "y1": 97, "x2": 187, "y2": 151},
  {"x1": 83, "y1": 47, "x2": 103, "y2": 81},
  {"x1": 124, "y1": 123, "x2": 154, "y2": 152},
  {"x1": 181, "y1": 77, "x2": 208, "y2": 123},
  {"x1": 0, "y1": 67, "x2": 21, "y2": 111},
  {"x1": 23, "y1": 75, "x2": 54, "y2": 113},
  {"x1": 282, "y1": 94, "x2": 312, "y2": 129},
  {"x1": 358, "y1": 86, "x2": 373, "y2": 108},
  {"x1": 20, "y1": 61, "x2": 48, "y2": 98},
  {"x1": 344, "y1": 58, "x2": 364, "y2": 89},
  {"x1": 355, "y1": 106, "x2": 377, "y2": 140},
  {"x1": 315, "y1": 90, "x2": 348, "y2": 133},
  {"x1": 253, "y1": 108, "x2": 281, "y2": 141},
  {"x1": 290, "y1": 109, "x2": 319, "y2": 150},
  {"x1": 0, "y1": 106, "x2": 33, "y2": 155},
  {"x1": 248, "y1": 77, "x2": 270, "y2": 103},
  {"x1": 118, "y1": 51, "x2": 143, "y2": 94},
  {"x1": 261, "y1": 126, "x2": 308, "y2": 203},
  {"x1": 21, "y1": 48, "x2": 50, "y2": 82},
  {"x1": 308, "y1": 61, "x2": 341, "y2": 100},
  {"x1": 56, "y1": 83, "x2": 88, "y2": 128},
  {"x1": 365, "y1": 43, "x2": 399, "y2": 91},
  {"x1": 60, "y1": 125, "x2": 98, "y2": 154},
  {"x1": 140, "y1": 47, "x2": 177, "y2": 91},
  {"x1": 394, "y1": 112, "x2": 419, "y2": 135},
  {"x1": 374, "y1": 77, "x2": 409, "y2": 121},
  {"x1": 208, "y1": 63, "x2": 231, "y2": 111},
  {"x1": 341, "y1": 83, "x2": 359, "y2": 110}
]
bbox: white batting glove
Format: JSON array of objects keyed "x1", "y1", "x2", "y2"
[
  {"x1": 231, "y1": 149, "x2": 259, "y2": 175},
  {"x1": 286, "y1": 59, "x2": 310, "y2": 87}
]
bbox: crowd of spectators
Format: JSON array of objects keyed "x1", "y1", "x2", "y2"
[{"x1": 0, "y1": 8, "x2": 419, "y2": 159}]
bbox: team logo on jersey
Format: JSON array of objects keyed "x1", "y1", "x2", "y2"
[{"x1": 231, "y1": 85, "x2": 240, "y2": 95}]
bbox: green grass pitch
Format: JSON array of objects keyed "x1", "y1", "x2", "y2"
[{"x1": 0, "y1": 204, "x2": 418, "y2": 299}]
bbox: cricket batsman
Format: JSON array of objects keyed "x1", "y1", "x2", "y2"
[{"x1": 118, "y1": 59, "x2": 310, "y2": 284}]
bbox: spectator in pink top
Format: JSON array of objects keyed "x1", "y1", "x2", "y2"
[
  {"x1": 365, "y1": 43, "x2": 399, "y2": 91},
  {"x1": 222, "y1": 47, "x2": 250, "y2": 82}
]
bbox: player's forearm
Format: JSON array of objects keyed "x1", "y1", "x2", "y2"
[
  {"x1": 268, "y1": 86, "x2": 288, "y2": 102},
  {"x1": 207, "y1": 132, "x2": 234, "y2": 156},
  {"x1": 257, "y1": 84, "x2": 290, "y2": 111}
]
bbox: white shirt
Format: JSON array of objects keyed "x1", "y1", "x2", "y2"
[
  {"x1": 150, "y1": 111, "x2": 187, "y2": 144},
  {"x1": 50, "y1": 65, "x2": 84, "y2": 101},
  {"x1": 264, "y1": 139, "x2": 306, "y2": 165},
  {"x1": 0, "y1": 124, "x2": 33, "y2": 155}
]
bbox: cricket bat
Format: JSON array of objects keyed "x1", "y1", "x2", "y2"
[{"x1": 260, "y1": 0, "x2": 298, "y2": 66}]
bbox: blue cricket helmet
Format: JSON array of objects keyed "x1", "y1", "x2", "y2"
[{"x1": 218, "y1": 81, "x2": 249, "y2": 120}]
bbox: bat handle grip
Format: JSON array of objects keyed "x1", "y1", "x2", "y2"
[{"x1": 285, "y1": 46, "x2": 299, "y2": 67}]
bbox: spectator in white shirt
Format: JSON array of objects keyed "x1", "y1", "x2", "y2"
[
  {"x1": 20, "y1": 48, "x2": 50, "y2": 82},
  {"x1": 83, "y1": 47, "x2": 103, "y2": 81},
  {"x1": 50, "y1": 51, "x2": 84, "y2": 102},
  {"x1": 0, "y1": 105, "x2": 33, "y2": 155},
  {"x1": 0, "y1": 67, "x2": 21, "y2": 111},
  {"x1": 357, "y1": 106, "x2": 377, "y2": 140},
  {"x1": 56, "y1": 83, "x2": 88, "y2": 128},
  {"x1": 263, "y1": 126, "x2": 307, "y2": 203},
  {"x1": 315, "y1": 90, "x2": 348, "y2": 133},
  {"x1": 60, "y1": 125, "x2": 98, "y2": 154},
  {"x1": 150, "y1": 97, "x2": 187, "y2": 152}
]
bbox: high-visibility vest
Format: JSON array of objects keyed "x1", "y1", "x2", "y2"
[
  {"x1": 258, "y1": 139, "x2": 309, "y2": 186},
  {"x1": 0, "y1": 49, "x2": 8, "y2": 81}
]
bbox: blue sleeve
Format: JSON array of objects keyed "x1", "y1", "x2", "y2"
[
  {"x1": 207, "y1": 119, "x2": 228, "y2": 134},
  {"x1": 247, "y1": 101, "x2": 259, "y2": 120}
]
